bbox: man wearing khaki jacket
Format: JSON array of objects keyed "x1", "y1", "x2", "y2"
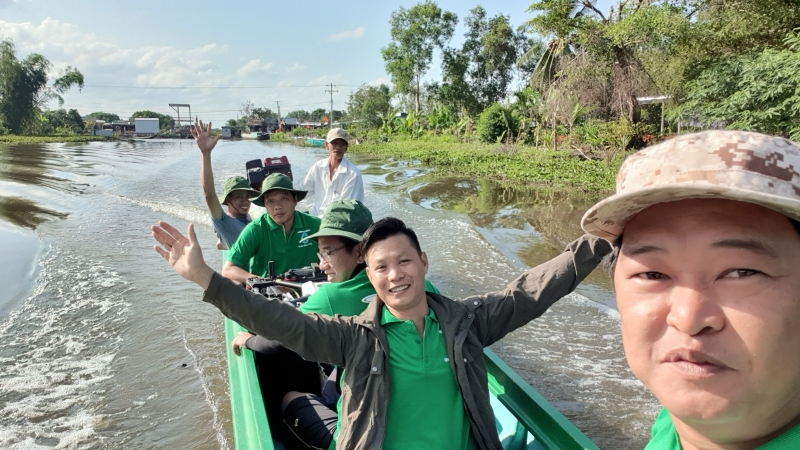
[{"x1": 151, "y1": 216, "x2": 610, "y2": 449}]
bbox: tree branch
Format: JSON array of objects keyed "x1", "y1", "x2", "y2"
[{"x1": 582, "y1": 1, "x2": 607, "y2": 21}]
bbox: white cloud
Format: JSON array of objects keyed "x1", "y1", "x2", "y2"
[
  {"x1": 236, "y1": 59, "x2": 275, "y2": 77},
  {"x1": 368, "y1": 77, "x2": 391, "y2": 87},
  {"x1": 327, "y1": 27, "x2": 365, "y2": 42},
  {"x1": 0, "y1": 17, "x2": 355, "y2": 122}
]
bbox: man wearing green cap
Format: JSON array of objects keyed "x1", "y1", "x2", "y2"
[
  {"x1": 192, "y1": 120, "x2": 260, "y2": 250},
  {"x1": 222, "y1": 173, "x2": 321, "y2": 283}
]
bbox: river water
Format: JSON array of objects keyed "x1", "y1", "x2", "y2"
[{"x1": 0, "y1": 140, "x2": 659, "y2": 449}]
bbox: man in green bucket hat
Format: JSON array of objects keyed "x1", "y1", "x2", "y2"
[
  {"x1": 192, "y1": 120, "x2": 260, "y2": 250},
  {"x1": 222, "y1": 173, "x2": 321, "y2": 283}
]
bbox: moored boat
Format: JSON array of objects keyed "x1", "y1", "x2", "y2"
[
  {"x1": 304, "y1": 138, "x2": 325, "y2": 147},
  {"x1": 242, "y1": 131, "x2": 271, "y2": 141}
]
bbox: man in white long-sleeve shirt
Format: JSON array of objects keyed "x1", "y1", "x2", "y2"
[{"x1": 300, "y1": 128, "x2": 364, "y2": 217}]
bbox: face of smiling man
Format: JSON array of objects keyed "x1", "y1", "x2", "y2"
[
  {"x1": 365, "y1": 233, "x2": 429, "y2": 317},
  {"x1": 615, "y1": 198, "x2": 800, "y2": 448}
]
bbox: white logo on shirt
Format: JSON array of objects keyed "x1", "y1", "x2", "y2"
[
  {"x1": 362, "y1": 294, "x2": 376, "y2": 303},
  {"x1": 298, "y1": 229, "x2": 312, "y2": 247}
]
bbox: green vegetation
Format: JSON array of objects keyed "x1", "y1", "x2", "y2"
[
  {"x1": 0, "y1": 39, "x2": 84, "y2": 135},
  {"x1": 0, "y1": 135, "x2": 113, "y2": 143},
  {"x1": 348, "y1": 138, "x2": 620, "y2": 191}
]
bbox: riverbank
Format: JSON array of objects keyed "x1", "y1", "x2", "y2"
[
  {"x1": 0, "y1": 135, "x2": 116, "y2": 143},
  {"x1": 293, "y1": 137, "x2": 619, "y2": 191}
]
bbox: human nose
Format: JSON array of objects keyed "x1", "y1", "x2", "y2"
[
  {"x1": 665, "y1": 285, "x2": 725, "y2": 336},
  {"x1": 319, "y1": 256, "x2": 331, "y2": 269},
  {"x1": 387, "y1": 266, "x2": 404, "y2": 282}
]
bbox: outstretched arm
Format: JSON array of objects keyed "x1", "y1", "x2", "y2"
[
  {"x1": 152, "y1": 221, "x2": 215, "y2": 289},
  {"x1": 469, "y1": 234, "x2": 612, "y2": 346},
  {"x1": 151, "y1": 220, "x2": 351, "y2": 366},
  {"x1": 192, "y1": 120, "x2": 224, "y2": 220}
]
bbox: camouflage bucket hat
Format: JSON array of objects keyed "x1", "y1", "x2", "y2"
[
  {"x1": 303, "y1": 200, "x2": 373, "y2": 242},
  {"x1": 581, "y1": 130, "x2": 800, "y2": 240},
  {"x1": 250, "y1": 173, "x2": 307, "y2": 207},
  {"x1": 219, "y1": 176, "x2": 260, "y2": 204}
]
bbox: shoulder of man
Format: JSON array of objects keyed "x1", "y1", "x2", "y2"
[{"x1": 300, "y1": 288, "x2": 334, "y2": 316}]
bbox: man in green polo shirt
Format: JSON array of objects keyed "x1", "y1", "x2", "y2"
[
  {"x1": 582, "y1": 131, "x2": 800, "y2": 450},
  {"x1": 151, "y1": 213, "x2": 610, "y2": 449},
  {"x1": 222, "y1": 173, "x2": 320, "y2": 283}
]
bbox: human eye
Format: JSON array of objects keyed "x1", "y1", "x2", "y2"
[
  {"x1": 721, "y1": 269, "x2": 761, "y2": 279},
  {"x1": 634, "y1": 272, "x2": 667, "y2": 280}
]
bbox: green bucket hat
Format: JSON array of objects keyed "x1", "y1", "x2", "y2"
[
  {"x1": 219, "y1": 176, "x2": 260, "y2": 204},
  {"x1": 303, "y1": 200, "x2": 373, "y2": 242},
  {"x1": 250, "y1": 173, "x2": 308, "y2": 207}
]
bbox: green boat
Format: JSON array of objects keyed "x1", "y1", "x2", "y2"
[
  {"x1": 304, "y1": 138, "x2": 325, "y2": 147},
  {"x1": 221, "y1": 256, "x2": 600, "y2": 450}
]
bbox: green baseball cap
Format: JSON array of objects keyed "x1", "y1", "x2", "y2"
[
  {"x1": 250, "y1": 173, "x2": 308, "y2": 207},
  {"x1": 303, "y1": 200, "x2": 373, "y2": 242},
  {"x1": 220, "y1": 176, "x2": 260, "y2": 204}
]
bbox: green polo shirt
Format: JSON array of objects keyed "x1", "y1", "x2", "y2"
[
  {"x1": 646, "y1": 408, "x2": 800, "y2": 449},
  {"x1": 300, "y1": 269, "x2": 440, "y2": 316},
  {"x1": 380, "y1": 307, "x2": 474, "y2": 449},
  {"x1": 227, "y1": 210, "x2": 320, "y2": 276}
]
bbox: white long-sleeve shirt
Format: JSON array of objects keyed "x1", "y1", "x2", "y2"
[{"x1": 300, "y1": 156, "x2": 364, "y2": 217}]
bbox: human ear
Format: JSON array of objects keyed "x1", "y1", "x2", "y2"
[{"x1": 420, "y1": 252, "x2": 429, "y2": 274}]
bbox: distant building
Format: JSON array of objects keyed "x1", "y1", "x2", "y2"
[
  {"x1": 221, "y1": 126, "x2": 241, "y2": 138},
  {"x1": 134, "y1": 118, "x2": 160, "y2": 136}
]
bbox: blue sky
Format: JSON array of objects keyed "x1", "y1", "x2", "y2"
[{"x1": 0, "y1": 0, "x2": 615, "y2": 124}]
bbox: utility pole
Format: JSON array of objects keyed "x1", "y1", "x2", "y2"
[
  {"x1": 276, "y1": 101, "x2": 281, "y2": 119},
  {"x1": 325, "y1": 83, "x2": 337, "y2": 129}
]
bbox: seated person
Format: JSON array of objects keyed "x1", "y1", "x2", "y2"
[
  {"x1": 581, "y1": 130, "x2": 800, "y2": 450},
  {"x1": 222, "y1": 173, "x2": 320, "y2": 283},
  {"x1": 151, "y1": 215, "x2": 611, "y2": 449},
  {"x1": 191, "y1": 119, "x2": 259, "y2": 250}
]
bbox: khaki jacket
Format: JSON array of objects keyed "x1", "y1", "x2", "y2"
[{"x1": 203, "y1": 235, "x2": 611, "y2": 450}]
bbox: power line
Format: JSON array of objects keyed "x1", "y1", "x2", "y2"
[{"x1": 79, "y1": 84, "x2": 359, "y2": 89}]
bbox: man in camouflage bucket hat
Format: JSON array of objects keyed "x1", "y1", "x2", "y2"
[
  {"x1": 581, "y1": 130, "x2": 800, "y2": 450},
  {"x1": 192, "y1": 119, "x2": 260, "y2": 250}
]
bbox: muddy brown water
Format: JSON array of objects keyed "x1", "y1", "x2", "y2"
[{"x1": 0, "y1": 140, "x2": 659, "y2": 449}]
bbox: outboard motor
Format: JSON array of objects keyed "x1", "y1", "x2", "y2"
[{"x1": 245, "y1": 156, "x2": 293, "y2": 191}]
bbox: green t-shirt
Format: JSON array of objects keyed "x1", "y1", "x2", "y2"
[
  {"x1": 646, "y1": 408, "x2": 800, "y2": 450},
  {"x1": 379, "y1": 306, "x2": 475, "y2": 450},
  {"x1": 300, "y1": 269, "x2": 440, "y2": 316},
  {"x1": 227, "y1": 210, "x2": 320, "y2": 276}
]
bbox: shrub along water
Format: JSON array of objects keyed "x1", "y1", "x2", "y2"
[{"x1": 347, "y1": 138, "x2": 621, "y2": 192}]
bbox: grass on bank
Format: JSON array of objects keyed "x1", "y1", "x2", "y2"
[
  {"x1": 347, "y1": 139, "x2": 622, "y2": 192},
  {"x1": 0, "y1": 135, "x2": 115, "y2": 143}
]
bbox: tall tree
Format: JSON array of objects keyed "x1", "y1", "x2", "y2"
[
  {"x1": 439, "y1": 6, "x2": 521, "y2": 115},
  {"x1": 0, "y1": 39, "x2": 84, "y2": 134},
  {"x1": 251, "y1": 107, "x2": 277, "y2": 120},
  {"x1": 347, "y1": 84, "x2": 392, "y2": 129},
  {"x1": 381, "y1": 1, "x2": 457, "y2": 114}
]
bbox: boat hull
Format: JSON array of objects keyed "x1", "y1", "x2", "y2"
[
  {"x1": 304, "y1": 138, "x2": 325, "y2": 147},
  {"x1": 242, "y1": 132, "x2": 271, "y2": 141}
]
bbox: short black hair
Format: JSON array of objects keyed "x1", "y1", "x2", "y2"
[{"x1": 360, "y1": 217, "x2": 422, "y2": 257}]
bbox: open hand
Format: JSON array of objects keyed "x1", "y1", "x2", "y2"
[
  {"x1": 151, "y1": 221, "x2": 214, "y2": 289},
  {"x1": 191, "y1": 119, "x2": 222, "y2": 154}
]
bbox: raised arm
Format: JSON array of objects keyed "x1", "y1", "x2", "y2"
[
  {"x1": 151, "y1": 220, "x2": 350, "y2": 366},
  {"x1": 192, "y1": 120, "x2": 224, "y2": 220},
  {"x1": 469, "y1": 234, "x2": 612, "y2": 346}
]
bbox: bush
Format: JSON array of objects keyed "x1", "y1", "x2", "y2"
[{"x1": 476, "y1": 103, "x2": 519, "y2": 143}]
